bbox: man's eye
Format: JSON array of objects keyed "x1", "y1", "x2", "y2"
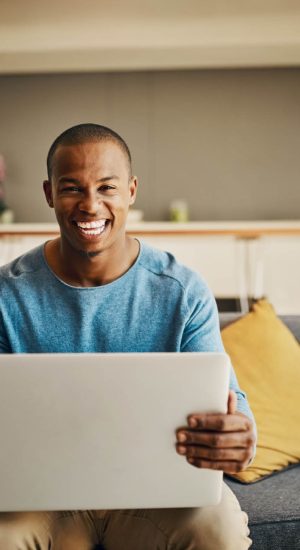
[
  {"x1": 63, "y1": 187, "x2": 80, "y2": 193},
  {"x1": 99, "y1": 185, "x2": 115, "y2": 192}
]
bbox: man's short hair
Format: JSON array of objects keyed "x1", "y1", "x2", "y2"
[{"x1": 47, "y1": 123, "x2": 132, "y2": 180}]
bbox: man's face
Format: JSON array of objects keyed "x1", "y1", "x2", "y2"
[{"x1": 43, "y1": 140, "x2": 137, "y2": 257}]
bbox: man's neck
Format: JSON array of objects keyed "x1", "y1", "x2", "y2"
[{"x1": 44, "y1": 237, "x2": 140, "y2": 287}]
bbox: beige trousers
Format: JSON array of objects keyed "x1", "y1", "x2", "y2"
[{"x1": 0, "y1": 483, "x2": 252, "y2": 550}]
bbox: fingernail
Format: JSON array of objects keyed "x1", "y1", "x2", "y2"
[
  {"x1": 188, "y1": 457, "x2": 194, "y2": 464},
  {"x1": 177, "y1": 432, "x2": 187, "y2": 442},
  {"x1": 177, "y1": 446, "x2": 186, "y2": 455},
  {"x1": 188, "y1": 418, "x2": 197, "y2": 428}
]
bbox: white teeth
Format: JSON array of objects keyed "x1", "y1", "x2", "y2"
[
  {"x1": 76, "y1": 220, "x2": 107, "y2": 236},
  {"x1": 77, "y1": 220, "x2": 106, "y2": 229},
  {"x1": 81, "y1": 228, "x2": 104, "y2": 235}
]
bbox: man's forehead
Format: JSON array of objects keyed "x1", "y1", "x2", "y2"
[
  {"x1": 55, "y1": 140, "x2": 124, "y2": 159},
  {"x1": 51, "y1": 140, "x2": 129, "y2": 176}
]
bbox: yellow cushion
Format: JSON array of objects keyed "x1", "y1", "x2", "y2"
[{"x1": 221, "y1": 299, "x2": 300, "y2": 483}]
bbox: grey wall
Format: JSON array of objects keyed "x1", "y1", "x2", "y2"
[{"x1": 0, "y1": 68, "x2": 299, "y2": 222}]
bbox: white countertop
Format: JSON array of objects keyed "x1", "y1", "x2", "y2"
[{"x1": 1, "y1": 220, "x2": 300, "y2": 237}]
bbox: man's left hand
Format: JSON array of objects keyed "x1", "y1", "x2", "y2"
[{"x1": 176, "y1": 390, "x2": 256, "y2": 474}]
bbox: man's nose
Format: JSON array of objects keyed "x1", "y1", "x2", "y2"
[{"x1": 78, "y1": 192, "x2": 101, "y2": 214}]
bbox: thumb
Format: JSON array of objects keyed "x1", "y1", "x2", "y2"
[{"x1": 227, "y1": 390, "x2": 237, "y2": 414}]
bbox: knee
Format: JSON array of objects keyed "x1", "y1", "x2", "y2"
[
  {"x1": 179, "y1": 484, "x2": 251, "y2": 550},
  {"x1": 0, "y1": 512, "x2": 53, "y2": 550},
  {"x1": 168, "y1": 484, "x2": 251, "y2": 550}
]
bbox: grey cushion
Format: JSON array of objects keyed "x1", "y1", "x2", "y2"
[
  {"x1": 280, "y1": 316, "x2": 300, "y2": 342},
  {"x1": 226, "y1": 467, "x2": 300, "y2": 550}
]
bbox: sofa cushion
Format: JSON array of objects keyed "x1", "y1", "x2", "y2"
[
  {"x1": 220, "y1": 313, "x2": 300, "y2": 343},
  {"x1": 221, "y1": 299, "x2": 300, "y2": 482},
  {"x1": 225, "y1": 466, "x2": 300, "y2": 550}
]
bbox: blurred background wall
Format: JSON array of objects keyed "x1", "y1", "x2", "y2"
[
  {"x1": 1, "y1": 1, "x2": 299, "y2": 222},
  {"x1": 0, "y1": 68, "x2": 299, "y2": 222}
]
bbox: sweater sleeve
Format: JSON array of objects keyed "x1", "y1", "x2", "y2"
[
  {"x1": 180, "y1": 276, "x2": 257, "y2": 437},
  {"x1": 0, "y1": 316, "x2": 11, "y2": 353}
]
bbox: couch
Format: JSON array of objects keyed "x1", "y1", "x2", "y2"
[{"x1": 220, "y1": 313, "x2": 300, "y2": 550}]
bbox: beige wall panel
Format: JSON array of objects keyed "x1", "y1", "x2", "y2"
[
  {"x1": 0, "y1": 69, "x2": 299, "y2": 222},
  {"x1": 107, "y1": 73, "x2": 153, "y2": 214},
  {"x1": 150, "y1": 69, "x2": 300, "y2": 220}
]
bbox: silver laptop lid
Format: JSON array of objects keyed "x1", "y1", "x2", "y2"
[{"x1": 0, "y1": 352, "x2": 230, "y2": 511}]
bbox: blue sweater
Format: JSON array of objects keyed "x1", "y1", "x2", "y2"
[{"x1": 0, "y1": 240, "x2": 254, "y2": 421}]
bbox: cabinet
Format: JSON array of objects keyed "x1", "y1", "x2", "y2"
[
  {"x1": 0, "y1": 222, "x2": 300, "y2": 314},
  {"x1": 258, "y1": 236, "x2": 300, "y2": 314}
]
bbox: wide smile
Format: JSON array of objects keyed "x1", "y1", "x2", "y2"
[{"x1": 73, "y1": 219, "x2": 110, "y2": 240}]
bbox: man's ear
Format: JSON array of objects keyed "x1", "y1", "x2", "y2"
[
  {"x1": 43, "y1": 180, "x2": 54, "y2": 208},
  {"x1": 128, "y1": 176, "x2": 138, "y2": 206}
]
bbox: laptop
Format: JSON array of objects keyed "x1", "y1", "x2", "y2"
[{"x1": 0, "y1": 352, "x2": 230, "y2": 512}]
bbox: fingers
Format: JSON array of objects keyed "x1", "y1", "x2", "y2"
[
  {"x1": 186, "y1": 412, "x2": 252, "y2": 433},
  {"x1": 176, "y1": 442, "x2": 254, "y2": 473},
  {"x1": 227, "y1": 389, "x2": 237, "y2": 414},
  {"x1": 175, "y1": 411, "x2": 256, "y2": 473},
  {"x1": 176, "y1": 429, "x2": 255, "y2": 449},
  {"x1": 185, "y1": 458, "x2": 251, "y2": 473},
  {"x1": 177, "y1": 444, "x2": 252, "y2": 463}
]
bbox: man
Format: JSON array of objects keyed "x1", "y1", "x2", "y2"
[{"x1": 0, "y1": 123, "x2": 256, "y2": 550}]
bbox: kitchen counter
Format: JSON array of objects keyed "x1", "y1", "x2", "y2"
[{"x1": 1, "y1": 220, "x2": 300, "y2": 237}]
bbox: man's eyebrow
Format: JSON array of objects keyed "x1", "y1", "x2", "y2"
[
  {"x1": 57, "y1": 175, "x2": 119, "y2": 185},
  {"x1": 58, "y1": 177, "x2": 81, "y2": 185},
  {"x1": 96, "y1": 175, "x2": 119, "y2": 182}
]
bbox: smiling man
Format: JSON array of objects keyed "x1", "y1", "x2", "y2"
[
  {"x1": 43, "y1": 127, "x2": 139, "y2": 288},
  {"x1": 0, "y1": 124, "x2": 255, "y2": 549}
]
